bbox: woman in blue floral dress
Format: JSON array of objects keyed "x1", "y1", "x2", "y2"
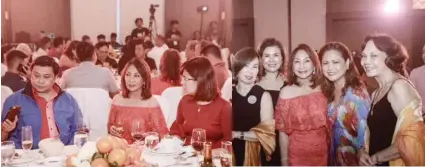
[{"x1": 318, "y1": 42, "x2": 371, "y2": 165}]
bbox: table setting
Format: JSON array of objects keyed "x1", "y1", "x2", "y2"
[{"x1": 1, "y1": 128, "x2": 231, "y2": 167}]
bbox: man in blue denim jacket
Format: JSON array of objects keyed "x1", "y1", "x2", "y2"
[{"x1": 2, "y1": 56, "x2": 82, "y2": 149}]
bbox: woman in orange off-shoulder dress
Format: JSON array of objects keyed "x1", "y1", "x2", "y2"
[
  {"x1": 275, "y1": 44, "x2": 329, "y2": 165},
  {"x1": 107, "y1": 58, "x2": 169, "y2": 144}
]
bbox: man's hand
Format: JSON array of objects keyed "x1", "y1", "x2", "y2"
[{"x1": 2, "y1": 116, "x2": 18, "y2": 133}]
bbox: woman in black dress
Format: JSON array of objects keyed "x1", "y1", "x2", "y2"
[
  {"x1": 232, "y1": 48, "x2": 275, "y2": 166},
  {"x1": 256, "y1": 38, "x2": 286, "y2": 165},
  {"x1": 359, "y1": 34, "x2": 425, "y2": 166}
]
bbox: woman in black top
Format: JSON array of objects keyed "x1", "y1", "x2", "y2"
[
  {"x1": 232, "y1": 47, "x2": 274, "y2": 166},
  {"x1": 257, "y1": 38, "x2": 286, "y2": 108},
  {"x1": 256, "y1": 38, "x2": 286, "y2": 166},
  {"x1": 359, "y1": 34, "x2": 423, "y2": 166}
]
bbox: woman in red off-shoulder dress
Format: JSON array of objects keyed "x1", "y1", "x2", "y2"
[
  {"x1": 275, "y1": 44, "x2": 329, "y2": 165},
  {"x1": 107, "y1": 58, "x2": 169, "y2": 144}
]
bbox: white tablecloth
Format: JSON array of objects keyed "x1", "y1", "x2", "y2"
[
  {"x1": 6, "y1": 146, "x2": 77, "y2": 167},
  {"x1": 6, "y1": 146, "x2": 222, "y2": 167}
]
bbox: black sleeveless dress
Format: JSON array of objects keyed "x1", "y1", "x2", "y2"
[
  {"x1": 233, "y1": 85, "x2": 270, "y2": 166},
  {"x1": 367, "y1": 91, "x2": 398, "y2": 166},
  {"x1": 262, "y1": 84, "x2": 285, "y2": 166}
]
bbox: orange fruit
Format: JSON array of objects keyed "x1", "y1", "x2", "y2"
[
  {"x1": 108, "y1": 149, "x2": 127, "y2": 166},
  {"x1": 96, "y1": 137, "x2": 113, "y2": 154}
]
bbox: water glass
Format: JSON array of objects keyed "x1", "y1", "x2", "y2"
[
  {"x1": 144, "y1": 132, "x2": 159, "y2": 150},
  {"x1": 74, "y1": 131, "x2": 88, "y2": 149},
  {"x1": 1, "y1": 141, "x2": 15, "y2": 165},
  {"x1": 220, "y1": 141, "x2": 232, "y2": 167}
]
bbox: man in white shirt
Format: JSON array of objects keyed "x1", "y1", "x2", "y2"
[
  {"x1": 147, "y1": 35, "x2": 169, "y2": 69},
  {"x1": 60, "y1": 42, "x2": 120, "y2": 98},
  {"x1": 409, "y1": 44, "x2": 425, "y2": 114}
]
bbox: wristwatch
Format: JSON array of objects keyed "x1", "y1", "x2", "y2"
[{"x1": 240, "y1": 132, "x2": 244, "y2": 140}]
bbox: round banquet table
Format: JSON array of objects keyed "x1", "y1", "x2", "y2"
[{"x1": 5, "y1": 145, "x2": 223, "y2": 167}]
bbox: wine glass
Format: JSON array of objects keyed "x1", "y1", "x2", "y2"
[
  {"x1": 115, "y1": 117, "x2": 124, "y2": 134},
  {"x1": 220, "y1": 141, "x2": 232, "y2": 167},
  {"x1": 191, "y1": 128, "x2": 206, "y2": 162},
  {"x1": 74, "y1": 131, "x2": 88, "y2": 150},
  {"x1": 21, "y1": 126, "x2": 33, "y2": 156},
  {"x1": 131, "y1": 119, "x2": 145, "y2": 145},
  {"x1": 144, "y1": 132, "x2": 159, "y2": 151},
  {"x1": 1, "y1": 141, "x2": 15, "y2": 165}
]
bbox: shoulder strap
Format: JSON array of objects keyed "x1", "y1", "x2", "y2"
[{"x1": 388, "y1": 77, "x2": 415, "y2": 92}]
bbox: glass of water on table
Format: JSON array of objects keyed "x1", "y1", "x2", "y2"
[
  {"x1": 74, "y1": 131, "x2": 88, "y2": 149},
  {"x1": 220, "y1": 141, "x2": 233, "y2": 167},
  {"x1": 1, "y1": 141, "x2": 16, "y2": 165},
  {"x1": 144, "y1": 132, "x2": 159, "y2": 150}
]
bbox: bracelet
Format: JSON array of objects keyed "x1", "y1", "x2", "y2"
[{"x1": 240, "y1": 132, "x2": 244, "y2": 140}]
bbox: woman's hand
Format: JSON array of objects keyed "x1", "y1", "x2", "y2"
[
  {"x1": 232, "y1": 131, "x2": 240, "y2": 139},
  {"x1": 358, "y1": 149, "x2": 374, "y2": 166},
  {"x1": 109, "y1": 125, "x2": 123, "y2": 137},
  {"x1": 1, "y1": 116, "x2": 18, "y2": 133}
]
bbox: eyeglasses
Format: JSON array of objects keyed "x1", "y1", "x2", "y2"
[{"x1": 182, "y1": 76, "x2": 196, "y2": 82}]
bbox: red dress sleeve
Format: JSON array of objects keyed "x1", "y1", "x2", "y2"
[
  {"x1": 149, "y1": 107, "x2": 170, "y2": 138},
  {"x1": 213, "y1": 100, "x2": 232, "y2": 149},
  {"x1": 107, "y1": 105, "x2": 118, "y2": 134},
  {"x1": 170, "y1": 96, "x2": 187, "y2": 139}
]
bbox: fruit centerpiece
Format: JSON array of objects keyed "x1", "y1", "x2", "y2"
[{"x1": 65, "y1": 135, "x2": 148, "y2": 167}]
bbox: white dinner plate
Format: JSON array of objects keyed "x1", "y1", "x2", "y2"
[
  {"x1": 10, "y1": 152, "x2": 40, "y2": 165},
  {"x1": 145, "y1": 149, "x2": 183, "y2": 156}
]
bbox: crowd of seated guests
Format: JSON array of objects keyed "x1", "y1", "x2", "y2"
[
  {"x1": 0, "y1": 17, "x2": 232, "y2": 153},
  {"x1": 3, "y1": 12, "x2": 425, "y2": 166}
]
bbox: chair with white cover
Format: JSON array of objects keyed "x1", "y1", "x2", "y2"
[
  {"x1": 152, "y1": 95, "x2": 171, "y2": 130},
  {"x1": 66, "y1": 88, "x2": 111, "y2": 141},
  {"x1": 161, "y1": 87, "x2": 184, "y2": 128},
  {"x1": 1, "y1": 86, "x2": 13, "y2": 110},
  {"x1": 221, "y1": 77, "x2": 232, "y2": 102}
]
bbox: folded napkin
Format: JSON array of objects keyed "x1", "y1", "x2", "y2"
[
  {"x1": 155, "y1": 136, "x2": 184, "y2": 153},
  {"x1": 70, "y1": 141, "x2": 97, "y2": 166},
  {"x1": 38, "y1": 138, "x2": 64, "y2": 157}
]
